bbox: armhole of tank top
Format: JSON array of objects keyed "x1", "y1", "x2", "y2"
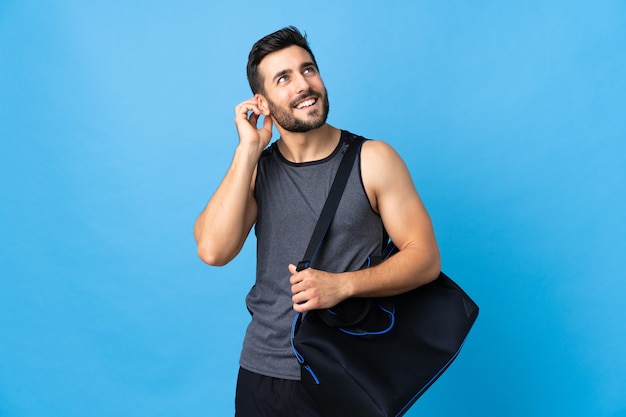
[
  {"x1": 357, "y1": 139, "x2": 381, "y2": 217},
  {"x1": 254, "y1": 145, "x2": 274, "y2": 198}
]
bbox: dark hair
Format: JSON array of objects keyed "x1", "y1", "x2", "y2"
[{"x1": 246, "y1": 26, "x2": 318, "y2": 94}]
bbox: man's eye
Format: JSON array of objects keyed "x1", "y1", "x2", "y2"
[
  {"x1": 278, "y1": 75, "x2": 288, "y2": 83},
  {"x1": 303, "y1": 67, "x2": 315, "y2": 74}
]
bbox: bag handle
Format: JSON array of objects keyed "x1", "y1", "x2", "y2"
[{"x1": 296, "y1": 134, "x2": 367, "y2": 271}]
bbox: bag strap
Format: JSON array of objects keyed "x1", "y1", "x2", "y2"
[{"x1": 296, "y1": 134, "x2": 367, "y2": 272}]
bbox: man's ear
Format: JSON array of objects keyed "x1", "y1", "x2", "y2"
[{"x1": 255, "y1": 94, "x2": 271, "y2": 116}]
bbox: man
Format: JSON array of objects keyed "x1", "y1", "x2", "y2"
[{"x1": 194, "y1": 26, "x2": 440, "y2": 417}]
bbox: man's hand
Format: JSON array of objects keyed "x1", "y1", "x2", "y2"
[
  {"x1": 289, "y1": 264, "x2": 350, "y2": 313},
  {"x1": 234, "y1": 97, "x2": 273, "y2": 150}
]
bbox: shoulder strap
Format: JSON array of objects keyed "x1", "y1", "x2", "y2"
[{"x1": 297, "y1": 134, "x2": 367, "y2": 272}]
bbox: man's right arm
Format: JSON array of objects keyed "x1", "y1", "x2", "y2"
[{"x1": 194, "y1": 97, "x2": 273, "y2": 266}]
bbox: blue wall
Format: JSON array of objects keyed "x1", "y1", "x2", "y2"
[{"x1": 1, "y1": 1, "x2": 624, "y2": 416}]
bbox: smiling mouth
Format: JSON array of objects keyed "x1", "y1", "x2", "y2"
[{"x1": 294, "y1": 97, "x2": 317, "y2": 109}]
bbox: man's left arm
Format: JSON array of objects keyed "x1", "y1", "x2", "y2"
[{"x1": 290, "y1": 140, "x2": 441, "y2": 312}]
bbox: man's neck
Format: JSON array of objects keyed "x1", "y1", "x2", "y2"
[{"x1": 276, "y1": 124, "x2": 341, "y2": 163}]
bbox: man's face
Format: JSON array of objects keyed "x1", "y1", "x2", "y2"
[{"x1": 257, "y1": 45, "x2": 329, "y2": 133}]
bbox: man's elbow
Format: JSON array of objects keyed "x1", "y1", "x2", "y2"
[
  {"x1": 423, "y1": 251, "x2": 441, "y2": 285},
  {"x1": 197, "y1": 243, "x2": 232, "y2": 267}
]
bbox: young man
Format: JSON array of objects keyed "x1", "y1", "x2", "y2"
[{"x1": 194, "y1": 26, "x2": 440, "y2": 417}]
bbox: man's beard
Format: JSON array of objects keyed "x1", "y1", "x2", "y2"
[{"x1": 267, "y1": 89, "x2": 330, "y2": 133}]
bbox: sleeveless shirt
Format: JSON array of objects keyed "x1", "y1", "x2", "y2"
[{"x1": 239, "y1": 130, "x2": 385, "y2": 380}]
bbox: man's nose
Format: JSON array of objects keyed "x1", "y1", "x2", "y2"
[{"x1": 293, "y1": 73, "x2": 310, "y2": 93}]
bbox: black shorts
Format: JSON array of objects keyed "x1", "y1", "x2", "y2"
[{"x1": 235, "y1": 367, "x2": 324, "y2": 417}]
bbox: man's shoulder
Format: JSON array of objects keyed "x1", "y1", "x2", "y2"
[
  {"x1": 360, "y1": 138, "x2": 406, "y2": 176},
  {"x1": 258, "y1": 141, "x2": 277, "y2": 162},
  {"x1": 338, "y1": 130, "x2": 402, "y2": 168},
  {"x1": 341, "y1": 130, "x2": 393, "y2": 150},
  {"x1": 359, "y1": 136, "x2": 394, "y2": 154}
]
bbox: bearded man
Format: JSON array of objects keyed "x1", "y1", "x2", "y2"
[{"x1": 194, "y1": 26, "x2": 440, "y2": 417}]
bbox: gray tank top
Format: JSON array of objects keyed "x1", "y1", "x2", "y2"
[{"x1": 239, "y1": 130, "x2": 385, "y2": 380}]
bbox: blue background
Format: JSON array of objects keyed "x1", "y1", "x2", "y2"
[{"x1": 1, "y1": 1, "x2": 625, "y2": 416}]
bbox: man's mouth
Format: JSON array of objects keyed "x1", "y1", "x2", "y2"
[{"x1": 294, "y1": 97, "x2": 317, "y2": 109}]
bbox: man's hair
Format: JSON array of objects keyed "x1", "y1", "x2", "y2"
[{"x1": 246, "y1": 26, "x2": 318, "y2": 94}]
